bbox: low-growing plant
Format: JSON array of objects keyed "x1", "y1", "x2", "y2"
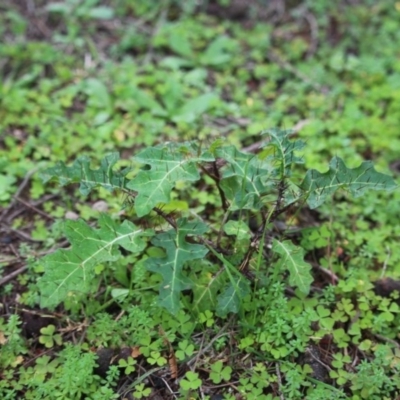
[
  {"x1": 179, "y1": 370, "x2": 202, "y2": 393},
  {"x1": 39, "y1": 324, "x2": 63, "y2": 348},
  {"x1": 0, "y1": 315, "x2": 27, "y2": 369},
  {"x1": 118, "y1": 356, "x2": 136, "y2": 375},
  {"x1": 15, "y1": 344, "x2": 112, "y2": 399},
  {"x1": 37, "y1": 128, "x2": 397, "y2": 318},
  {"x1": 132, "y1": 382, "x2": 152, "y2": 399},
  {"x1": 209, "y1": 360, "x2": 232, "y2": 384},
  {"x1": 45, "y1": 0, "x2": 114, "y2": 46},
  {"x1": 2, "y1": 1, "x2": 400, "y2": 398}
]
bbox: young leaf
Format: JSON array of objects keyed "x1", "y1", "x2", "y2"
[
  {"x1": 300, "y1": 157, "x2": 397, "y2": 209},
  {"x1": 160, "y1": 76, "x2": 184, "y2": 114},
  {"x1": 191, "y1": 262, "x2": 224, "y2": 313},
  {"x1": 40, "y1": 153, "x2": 128, "y2": 195},
  {"x1": 217, "y1": 145, "x2": 273, "y2": 210},
  {"x1": 200, "y1": 36, "x2": 236, "y2": 66},
  {"x1": 38, "y1": 214, "x2": 150, "y2": 308},
  {"x1": 272, "y1": 239, "x2": 313, "y2": 294},
  {"x1": 128, "y1": 143, "x2": 214, "y2": 217},
  {"x1": 145, "y1": 218, "x2": 209, "y2": 315},
  {"x1": 172, "y1": 92, "x2": 218, "y2": 123},
  {"x1": 262, "y1": 128, "x2": 305, "y2": 178},
  {"x1": 169, "y1": 31, "x2": 194, "y2": 59},
  {"x1": 216, "y1": 277, "x2": 250, "y2": 317},
  {"x1": 223, "y1": 220, "x2": 251, "y2": 241}
]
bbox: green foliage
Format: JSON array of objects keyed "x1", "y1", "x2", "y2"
[
  {"x1": 216, "y1": 145, "x2": 272, "y2": 210},
  {"x1": 2, "y1": 2, "x2": 400, "y2": 398},
  {"x1": 175, "y1": 339, "x2": 195, "y2": 361},
  {"x1": 37, "y1": 214, "x2": 150, "y2": 308},
  {"x1": 180, "y1": 371, "x2": 202, "y2": 392},
  {"x1": 281, "y1": 363, "x2": 312, "y2": 398},
  {"x1": 155, "y1": 23, "x2": 238, "y2": 69},
  {"x1": 210, "y1": 360, "x2": 232, "y2": 384},
  {"x1": 39, "y1": 325, "x2": 63, "y2": 348},
  {"x1": 272, "y1": 240, "x2": 313, "y2": 294},
  {"x1": 301, "y1": 157, "x2": 397, "y2": 209},
  {"x1": 253, "y1": 284, "x2": 315, "y2": 359},
  {"x1": 0, "y1": 349, "x2": 119, "y2": 400},
  {"x1": 45, "y1": 0, "x2": 114, "y2": 46},
  {"x1": 46, "y1": 0, "x2": 114, "y2": 21},
  {"x1": 38, "y1": 130, "x2": 396, "y2": 316},
  {"x1": 86, "y1": 306, "x2": 156, "y2": 347},
  {"x1": 40, "y1": 153, "x2": 129, "y2": 196},
  {"x1": 265, "y1": 127, "x2": 305, "y2": 179},
  {"x1": 128, "y1": 144, "x2": 213, "y2": 217},
  {"x1": 118, "y1": 357, "x2": 136, "y2": 375},
  {"x1": 145, "y1": 218, "x2": 209, "y2": 314},
  {"x1": 132, "y1": 383, "x2": 152, "y2": 399},
  {"x1": 0, "y1": 315, "x2": 27, "y2": 369}
]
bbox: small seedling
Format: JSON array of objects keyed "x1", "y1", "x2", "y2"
[
  {"x1": 147, "y1": 351, "x2": 167, "y2": 366},
  {"x1": 133, "y1": 383, "x2": 152, "y2": 399},
  {"x1": 210, "y1": 360, "x2": 232, "y2": 384},
  {"x1": 180, "y1": 371, "x2": 202, "y2": 391},
  {"x1": 118, "y1": 356, "x2": 136, "y2": 375},
  {"x1": 175, "y1": 339, "x2": 195, "y2": 361},
  {"x1": 39, "y1": 325, "x2": 62, "y2": 348}
]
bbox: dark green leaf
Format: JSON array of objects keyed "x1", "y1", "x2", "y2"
[
  {"x1": 262, "y1": 128, "x2": 305, "y2": 178},
  {"x1": 217, "y1": 146, "x2": 273, "y2": 210},
  {"x1": 145, "y1": 218, "x2": 209, "y2": 315},
  {"x1": 216, "y1": 277, "x2": 250, "y2": 317}
]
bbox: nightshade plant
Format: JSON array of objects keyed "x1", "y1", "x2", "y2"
[{"x1": 38, "y1": 129, "x2": 396, "y2": 315}]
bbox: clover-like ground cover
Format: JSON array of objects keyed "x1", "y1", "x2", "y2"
[{"x1": 1, "y1": 1, "x2": 400, "y2": 399}]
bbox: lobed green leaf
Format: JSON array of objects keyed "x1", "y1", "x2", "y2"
[
  {"x1": 262, "y1": 128, "x2": 305, "y2": 178},
  {"x1": 217, "y1": 145, "x2": 273, "y2": 210},
  {"x1": 272, "y1": 239, "x2": 313, "y2": 294},
  {"x1": 38, "y1": 214, "x2": 151, "y2": 308},
  {"x1": 128, "y1": 143, "x2": 214, "y2": 216},
  {"x1": 216, "y1": 277, "x2": 250, "y2": 317},
  {"x1": 40, "y1": 153, "x2": 128, "y2": 195},
  {"x1": 145, "y1": 218, "x2": 209, "y2": 315},
  {"x1": 301, "y1": 157, "x2": 397, "y2": 209}
]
